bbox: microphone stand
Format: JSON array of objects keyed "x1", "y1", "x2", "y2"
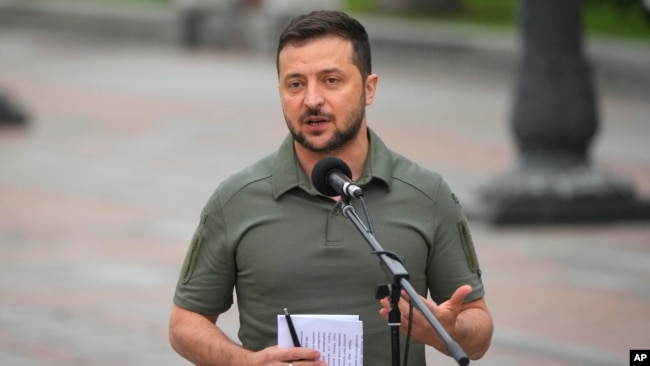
[{"x1": 339, "y1": 198, "x2": 469, "y2": 366}]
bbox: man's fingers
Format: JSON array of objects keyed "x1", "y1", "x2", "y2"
[{"x1": 447, "y1": 285, "x2": 473, "y2": 308}]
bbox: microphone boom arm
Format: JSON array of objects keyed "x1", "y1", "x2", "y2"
[{"x1": 340, "y1": 203, "x2": 469, "y2": 366}]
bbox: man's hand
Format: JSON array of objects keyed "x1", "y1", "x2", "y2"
[
  {"x1": 378, "y1": 285, "x2": 492, "y2": 359},
  {"x1": 246, "y1": 346, "x2": 325, "y2": 366}
]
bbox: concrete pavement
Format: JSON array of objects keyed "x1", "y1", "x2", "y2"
[{"x1": 0, "y1": 12, "x2": 649, "y2": 366}]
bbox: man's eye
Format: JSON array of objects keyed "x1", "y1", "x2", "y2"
[
  {"x1": 326, "y1": 78, "x2": 338, "y2": 84},
  {"x1": 288, "y1": 81, "x2": 302, "y2": 89}
]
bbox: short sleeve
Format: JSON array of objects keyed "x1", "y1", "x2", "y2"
[
  {"x1": 427, "y1": 178, "x2": 484, "y2": 304},
  {"x1": 173, "y1": 195, "x2": 236, "y2": 315}
]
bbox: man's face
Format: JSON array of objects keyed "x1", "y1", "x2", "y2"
[{"x1": 278, "y1": 36, "x2": 377, "y2": 154}]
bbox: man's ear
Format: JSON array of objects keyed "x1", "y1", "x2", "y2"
[{"x1": 365, "y1": 74, "x2": 379, "y2": 106}]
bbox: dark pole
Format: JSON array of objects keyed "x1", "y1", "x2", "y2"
[
  {"x1": 0, "y1": 91, "x2": 28, "y2": 127},
  {"x1": 474, "y1": 0, "x2": 650, "y2": 224},
  {"x1": 513, "y1": 0, "x2": 596, "y2": 169},
  {"x1": 178, "y1": 6, "x2": 205, "y2": 49}
]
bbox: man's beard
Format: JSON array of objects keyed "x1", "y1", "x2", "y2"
[{"x1": 286, "y1": 96, "x2": 366, "y2": 154}]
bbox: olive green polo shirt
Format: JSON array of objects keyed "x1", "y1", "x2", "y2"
[{"x1": 174, "y1": 128, "x2": 484, "y2": 365}]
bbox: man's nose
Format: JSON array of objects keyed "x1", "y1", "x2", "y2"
[{"x1": 303, "y1": 85, "x2": 324, "y2": 109}]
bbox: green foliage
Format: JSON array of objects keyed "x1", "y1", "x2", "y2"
[
  {"x1": 346, "y1": 0, "x2": 375, "y2": 12},
  {"x1": 60, "y1": 0, "x2": 169, "y2": 8},
  {"x1": 459, "y1": 0, "x2": 518, "y2": 26},
  {"x1": 583, "y1": 0, "x2": 650, "y2": 38},
  {"x1": 345, "y1": 0, "x2": 650, "y2": 39}
]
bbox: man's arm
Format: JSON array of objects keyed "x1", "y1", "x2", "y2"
[
  {"x1": 169, "y1": 304, "x2": 324, "y2": 366},
  {"x1": 379, "y1": 285, "x2": 493, "y2": 360},
  {"x1": 451, "y1": 293, "x2": 493, "y2": 359},
  {"x1": 168, "y1": 303, "x2": 248, "y2": 365}
]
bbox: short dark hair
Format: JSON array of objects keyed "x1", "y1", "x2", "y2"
[{"x1": 276, "y1": 10, "x2": 372, "y2": 80}]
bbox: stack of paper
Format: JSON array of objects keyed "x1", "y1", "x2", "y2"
[{"x1": 278, "y1": 314, "x2": 363, "y2": 366}]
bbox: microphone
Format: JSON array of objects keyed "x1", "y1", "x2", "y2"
[{"x1": 311, "y1": 157, "x2": 363, "y2": 198}]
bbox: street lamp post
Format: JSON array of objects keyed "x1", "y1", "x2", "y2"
[{"x1": 476, "y1": 0, "x2": 650, "y2": 224}]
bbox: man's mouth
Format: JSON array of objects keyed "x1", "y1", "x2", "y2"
[{"x1": 304, "y1": 116, "x2": 328, "y2": 125}]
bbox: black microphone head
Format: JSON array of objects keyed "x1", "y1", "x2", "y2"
[{"x1": 311, "y1": 157, "x2": 352, "y2": 197}]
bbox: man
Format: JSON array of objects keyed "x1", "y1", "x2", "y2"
[{"x1": 169, "y1": 10, "x2": 492, "y2": 366}]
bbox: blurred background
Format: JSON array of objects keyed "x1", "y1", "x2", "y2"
[{"x1": 0, "y1": 0, "x2": 649, "y2": 365}]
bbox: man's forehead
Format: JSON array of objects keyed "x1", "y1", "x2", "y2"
[
  {"x1": 278, "y1": 36, "x2": 354, "y2": 71},
  {"x1": 280, "y1": 36, "x2": 352, "y2": 57}
]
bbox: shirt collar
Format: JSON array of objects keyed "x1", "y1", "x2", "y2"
[{"x1": 272, "y1": 128, "x2": 393, "y2": 200}]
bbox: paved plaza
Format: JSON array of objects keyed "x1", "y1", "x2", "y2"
[{"x1": 1, "y1": 24, "x2": 649, "y2": 366}]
